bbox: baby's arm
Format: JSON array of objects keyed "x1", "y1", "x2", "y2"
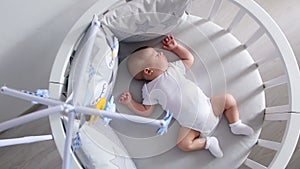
[
  {"x1": 162, "y1": 35, "x2": 194, "y2": 70},
  {"x1": 119, "y1": 92, "x2": 154, "y2": 117}
]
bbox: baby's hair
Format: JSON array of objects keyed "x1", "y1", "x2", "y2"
[
  {"x1": 131, "y1": 46, "x2": 151, "y2": 54},
  {"x1": 128, "y1": 46, "x2": 153, "y2": 77}
]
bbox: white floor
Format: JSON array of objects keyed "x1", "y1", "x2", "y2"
[{"x1": 0, "y1": 0, "x2": 299, "y2": 168}]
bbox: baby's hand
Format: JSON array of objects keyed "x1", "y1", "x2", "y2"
[
  {"x1": 118, "y1": 92, "x2": 132, "y2": 105},
  {"x1": 162, "y1": 34, "x2": 178, "y2": 51}
]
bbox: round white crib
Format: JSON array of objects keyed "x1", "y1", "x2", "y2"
[{"x1": 0, "y1": 0, "x2": 299, "y2": 169}]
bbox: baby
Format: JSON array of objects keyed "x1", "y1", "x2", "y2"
[{"x1": 119, "y1": 35, "x2": 254, "y2": 158}]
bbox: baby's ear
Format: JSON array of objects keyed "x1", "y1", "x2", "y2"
[{"x1": 143, "y1": 68, "x2": 153, "y2": 75}]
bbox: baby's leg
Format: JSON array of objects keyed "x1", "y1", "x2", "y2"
[
  {"x1": 177, "y1": 127, "x2": 223, "y2": 158},
  {"x1": 211, "y1": 94, "x2": 239, "y2": 123},
  {"x1": 211, "y1": 94, "x2": 254, "y2": 135}
]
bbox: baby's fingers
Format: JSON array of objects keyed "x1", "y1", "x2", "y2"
[
  {"x1": 118, "y1": 95, "x2": 125, "y2": 102},
  {"x1": 163, "y1": 35, "x2": 176, "y2": 49},
  {"x1": 163, "y1": 35, "x2": 171, "y2": 44},
  {"x1": 168, "y1": 34, "x2": 174, "y2": 40},
  {"x1": 118, "y1": 92, "x2": 131, "y2": 104}
]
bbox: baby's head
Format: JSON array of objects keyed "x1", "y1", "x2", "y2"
[{"x1": 127, "y1": 46, "x2": 168, "y2": 80}]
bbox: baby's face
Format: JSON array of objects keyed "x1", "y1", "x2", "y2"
[
  {"x1": 145, "y1": 48, "x2": 168, "y2": 67},
  {"x1": 133, "y1": 48, "x2": 168, "y2": 80}
]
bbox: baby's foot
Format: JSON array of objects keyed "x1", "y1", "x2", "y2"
[
  {"x1": 229, "y1": 120, "x2": 254, "y2": 135},
  {"x1": 205, "y1": 137, "x2": 223, "y2": 158}
]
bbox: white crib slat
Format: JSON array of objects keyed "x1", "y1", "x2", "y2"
[
  {"x1": 0, "y1": 105, "x2": 64, "y2": 132},
  {"x1": 257, "y1": 139, "x2": 281, "y2": 151},
  {"x1": 227, "y1": 9, "x2": 246, "y2": 31},
  {"x1": 62, "y1": 111, "x2": 75, "y2": 169},
  {"x1": 268, "y1": 113, "x2": 300, "y2": 169},
  {"x1": 232, "y1": 0, "x2": 300, "y2": 113},
  {"x1": 255, "y1": 54, "x2": 275, "y2": 67},
  {"x1": 0, "y1": 135, "x2": 53, "y2": 147},
  {"x1": 75, "y1": 106, "x2": 166, "y2": 128},
  {"x1": 208, "y1": 0, "x2": 222, "y2": 20},
  {"x1": 0, "y1": 86, "x2": 63, "y2": 106},
  {"x1": 265, "y1": 111, "x2": 290, "y2": 121},
  {"x1": 265, "y1": 105, "x2": 290, "y2": 114},
  {"x1": 244, "y1": 158, "x2": 267, "y2": 169},
  {"x1": 263, "y1": 75, "x2": 287, "y2": 89},
  {"x1": 245, "y1": 27, "x2": 265, "y2": 47}
]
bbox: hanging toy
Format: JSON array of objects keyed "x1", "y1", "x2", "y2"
[
  {"x1": 72, "y1": 131, "x2": 82, "y2": 152},
  {"x1": 156, "y1": 110, "x2": 173, "y2": 135},
  {"x1": 21, "y1": 89, "x2": 49, "y2": 104},
  {"x1": 89, "y1": 97, "x2": 107, "y2": 125},
  {"x1": 103, "y1": 96, "x2": 116, "y2": 126}
]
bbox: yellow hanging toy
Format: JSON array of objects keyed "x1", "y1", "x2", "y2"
[{"x1": 89, "y1": 98, "x2": 107, "y2": 125}]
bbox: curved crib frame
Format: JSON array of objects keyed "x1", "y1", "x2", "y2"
[
  {"x1": 48, "y1": 0, "x2": 300, "y2": 168},
  {"x1": 0, "y1": 0, "x2": 296, "y2": 169},
  {"x1": 204, "y1": 0, "x2": 300, "y2": 168}
]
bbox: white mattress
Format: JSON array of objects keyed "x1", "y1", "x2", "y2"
[{"x1": 111, "y1": 14, "x2": 265, "y2": 169}]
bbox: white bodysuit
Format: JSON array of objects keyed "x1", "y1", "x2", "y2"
[{"x1": 142, "y1": 60, "x2": 219, "y2": 135}]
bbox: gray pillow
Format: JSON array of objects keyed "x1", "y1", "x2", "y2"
[
  {"x1": 68, "y1": 19, "x2": 119, "y2": 106},
  {"x1": 102, "y1": 0, "x2": 191, "y2": 42}
]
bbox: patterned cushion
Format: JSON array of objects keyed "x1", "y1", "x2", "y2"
[{"x1": 101, "y1": 0, "x2": 191, "y2": 42}]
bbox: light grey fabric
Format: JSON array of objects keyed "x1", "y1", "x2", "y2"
[
  {"x1": 68, "y1": 22, "x2": 119, "y2": 107},
  {"x1": 66, "y1": 18, "x2": 139, "y2": 169},
  {"x1": 74, "y1": 119, "x2": 137, "y2": 169},
  {"x1": 111, "y1": 14, "x2": 265, "y2": 169},
  {"x1": 67, "y1": 7, "x2": 264, "y2": 169},
  {"x1": 101, "y1": 0, "x2": 191, "y2": 42}
]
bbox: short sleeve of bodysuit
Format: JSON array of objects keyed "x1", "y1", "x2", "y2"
[
  {"x1": 142, "y1": 84, "x2": 158, "y2": 105},
  {"x1": 142, "y1": 60, "x2": 185, "y2": 106},
  {"x1": 171, "y1": 60, "x2": 186, "y2": 75}
]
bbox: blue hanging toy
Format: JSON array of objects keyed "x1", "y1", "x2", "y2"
[{"x1": 157, "y1": 110, "x2": 173, "y2": 135}]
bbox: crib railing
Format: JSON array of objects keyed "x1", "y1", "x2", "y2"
[
  {"x1": 47, "y1": 0, "x2": 300, "y2": 168},
  {"x1": 199, "y1": 0, "x2": 300, "y2": 168}
]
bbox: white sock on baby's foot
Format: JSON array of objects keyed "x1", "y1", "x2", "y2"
[
  {"x1": 229, "y1": 120, "x2": 254, "y2": 136},
  {"x1": 205, "y1": 137, "x2": 223, "y2": 158}
]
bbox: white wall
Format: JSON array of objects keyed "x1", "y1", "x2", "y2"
[{"x1": 0, "y1": 0, "x2": 97, "y2": 122}]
